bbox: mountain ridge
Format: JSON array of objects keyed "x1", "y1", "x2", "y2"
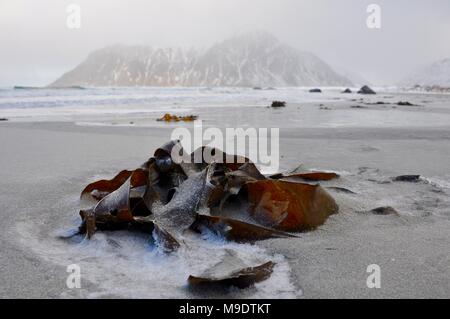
[{"x1": 50, "y1": 31, "x2": 353, "y2": 87}]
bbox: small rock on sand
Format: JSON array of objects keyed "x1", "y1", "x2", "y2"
[
  {"x1": 357, "y1": 85, "x2": 376, "y2": 95},
  {"x1": 271, "y1": 101, "x2": 286, "y2": 107},
  {"x1": 397, "y1": 101, "x2": 416, "y2": 106},
  {"x1": 393, "y1": 175, "x2": 421, "y2": 182},
  {"x1": 369, "y1": 206, "x2": 399, "y2": 215}
]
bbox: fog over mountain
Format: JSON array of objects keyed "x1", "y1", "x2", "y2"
[
  {"x1": 1, "y1": 1, "x2": 449, "y2": 86},
  {"x1": 401, "y1": 58, "x2": 450, "y2": 88},
  {"x1": 51, "y1": 32, "x2": 352, "y2": 87}
]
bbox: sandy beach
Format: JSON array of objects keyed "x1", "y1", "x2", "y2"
[
  {"x1": 2, "y1": 0, "x2": 450, "y2": 303},
  {"x1": 0, "y1": 88, "x2": 449, "y2": 298}
]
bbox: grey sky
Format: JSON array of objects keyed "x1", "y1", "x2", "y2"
[{"x1": 0, "y1": 0, "x2": 449, "y2": 86}]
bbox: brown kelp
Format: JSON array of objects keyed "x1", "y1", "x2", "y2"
[
  {"x1": 75, "y1": 140, "x2": 339, "y2": 288},
  {"x1": 157, "y1": 113, "x2": 198, "y2": 122},
  {"x1": 188, "y1": 250, "x2": 275, "y2": 289}
]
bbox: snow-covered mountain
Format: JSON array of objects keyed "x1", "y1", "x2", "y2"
[
  {"x1": 50, "y1": 31, "x2": 352, "y2": 87},
  {"x1": 401, "y1": 58, "x2": 450, "y2": 88}
]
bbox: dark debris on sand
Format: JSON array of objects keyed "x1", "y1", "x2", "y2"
[
  {"x1": 393, "y1": 175, "x2": 421, "y2": 182},
  {"x1": 397, "y1": 101, "x2": 418, "y2": 106},
  {"x1": 271, "y1": 101, "x2": 286, "y2": 107},
  {"x1": 369, "y1": 206, "x2": 399, "y2": 215}
]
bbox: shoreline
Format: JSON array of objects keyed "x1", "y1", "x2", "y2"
[{"x1": 1, "y1": 120, "x2": 449, "y2": 298}]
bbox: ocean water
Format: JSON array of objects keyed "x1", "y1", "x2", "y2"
[
  {"x1": 0, "y1": 86, "x2": 329, "y2": 112},
  {"x1": 1, "y1": 86, "x2": 450, "y2": 129},
  {"x1": 0, "y1": 86, "x2": 350, "y2": 110}
]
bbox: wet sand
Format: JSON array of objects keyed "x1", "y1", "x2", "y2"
[{"x1": 1, "y1": 113, "x2": 449, "y2": 298}]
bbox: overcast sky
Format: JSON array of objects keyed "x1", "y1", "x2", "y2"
[{"x1": 0, "y1": 0, "x2": 449, "y2": 86}]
